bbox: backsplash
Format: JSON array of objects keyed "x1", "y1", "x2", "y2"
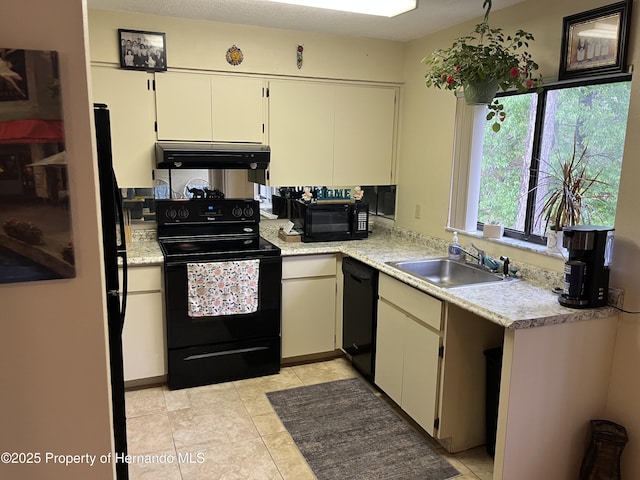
[{"x1": 121, "y1": 187, "x2": 156, "y2": 223}]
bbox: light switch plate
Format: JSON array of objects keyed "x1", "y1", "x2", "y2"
[{"x1": 414, "y1": 204, "x2": 423, "y2": 219}]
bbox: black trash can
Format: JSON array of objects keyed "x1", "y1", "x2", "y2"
[{"x1": 484, "y1": 347, "x2": 503, "y2": 458}]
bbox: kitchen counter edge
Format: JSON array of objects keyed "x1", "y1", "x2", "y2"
[{"x1": 124, "y1": 230, "x2": 618, "y2": 330}]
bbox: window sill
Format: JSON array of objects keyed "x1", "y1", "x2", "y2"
[{"x1": 445, "y1": 227, "x2": 567, "y2": 260}]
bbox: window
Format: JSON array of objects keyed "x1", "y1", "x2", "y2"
[{"x1": 471, "y1": 76, "x2": 631, "y2": 244}]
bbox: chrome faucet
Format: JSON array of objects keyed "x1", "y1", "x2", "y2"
[{"x1": 460, "y1": 243, "x2": 486, "y2": 268}]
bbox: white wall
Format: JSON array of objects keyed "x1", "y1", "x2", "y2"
[
  {"x1": 0, "y1": 1, "x2": 114, "y2": 479},
  {"x1": 88, "y1": 9, "x2": 405, "y2": 84},
  {"x1": 400, "y1": 0, "x2": 640, "y2": 476}
]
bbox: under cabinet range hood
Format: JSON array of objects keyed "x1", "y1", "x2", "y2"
[{"x1": 156, "y1": 142, "x2": 270, "y2": 170}]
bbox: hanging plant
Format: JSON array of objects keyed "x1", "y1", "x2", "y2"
[{"x1": 423, "y1": 0, "x2": 542, "y2": 131}]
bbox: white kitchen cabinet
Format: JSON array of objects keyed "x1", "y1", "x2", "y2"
[
  {"x1": 375, "y1": 300, "x2": 406, "y2": 403},
  {"x1": 333, "y1": 85, "x2": 396, "y2": 185},
  {"x1": 268, "y1": 80, "x2": 397, "y2": 186},
  {"x1": 211, "y1": 76, "x2": 265, "y2": 143},
  {"x1": 402, "y1": 314, "x2": 442, "y2": 434},
  {"x1": 281, "y1": 255, "x2": 337, "y2": 358},
  {"x1": 155, "y1": 72, "x2": 265, "y2": 143},
  {"x1": 268, "y1": 80, "x2": 335, "y2": 186},
  {"x1": 155, "y1": 72, "x2": 211, "y2": 141},
  {"x1": 375, "y1": 273, "x2": 443, "y2": 436},
  {"x1": 120, "y1": 265, "x2": 166, "y2": 383},
  {"x1": 91, "y1": 65, "x2": 156, "y2": 187}
]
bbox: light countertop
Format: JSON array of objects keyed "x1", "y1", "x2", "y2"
[{"x1": 124, "y1": 220, "x2": 620, "y2": 330}]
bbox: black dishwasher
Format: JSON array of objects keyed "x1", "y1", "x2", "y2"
[{"x1": 342, "y1": 257, "x2": 379, "y2": 382}]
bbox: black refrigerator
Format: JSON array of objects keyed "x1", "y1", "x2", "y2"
[{"x1": 94, "y1": 103, "x2": 129, "y2": 480}]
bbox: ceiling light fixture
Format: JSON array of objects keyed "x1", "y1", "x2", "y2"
[{"x1": 264, "y1": 0, "x2": 417, "y2": 18}]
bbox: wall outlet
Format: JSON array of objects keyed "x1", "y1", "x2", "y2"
[{"x1": 414, "y1": 203, "x2": 423, "y2": 219}]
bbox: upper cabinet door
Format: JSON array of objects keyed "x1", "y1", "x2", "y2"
[
  {"x1": 91, "y1": 66, "x2": 156, "y2": 187},
  {"x1": 211, "y1": 76, "x2": 264, "y2": 143},
  {"x1": 155, "y1": 73, "x2": 265, "y2": 143},
  {"x1": 155, "y1": 72, "x2": 212, "y2": 141},
  {"x1": 268, "y1": 80, "x2": 335, "y2": 186},
  {"x1": 333, "y1": 86, "x2": 396, "y2": 186}
]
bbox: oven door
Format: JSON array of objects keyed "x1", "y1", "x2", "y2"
[{"x1": 164, "y1": 255, "x2": 282, "y2": 350}]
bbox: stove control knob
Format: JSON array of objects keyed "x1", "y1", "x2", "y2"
[
  {"x1": 232, "y1": 206, "x2": 243, "y2": 217},
  {"x1": 243, "y1": 206, "x2": 254, "y2": 217},
  {"x1": 177, "y1": 208, "x2": 189, "y2": 219},
  {"x1": 165, "y1": 208, "x2": 177, "y2": 219}
]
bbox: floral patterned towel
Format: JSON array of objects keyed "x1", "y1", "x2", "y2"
[{"x1": 187, "y1": 260, "x2": 260, "y2": 317}]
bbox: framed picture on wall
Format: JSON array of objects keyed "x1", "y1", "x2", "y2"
[
  {"x1": 558, "y1": 1, "x2": 632, "y2": 80},
  {"x1": 0, "y1": 48, "x2": 76, "y2": 284},
  {"x1": 118, "y1": 29, "x2": 167, "y2": 71}
]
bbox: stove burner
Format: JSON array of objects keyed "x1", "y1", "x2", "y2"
[
  {"x1": 156, "y1": 198, "x2": 278, "y2": 261},
  {"x1": 159, "y1": 235, "x2": 280, "y2": 260}
]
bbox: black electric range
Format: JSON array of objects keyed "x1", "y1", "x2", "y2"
[{"x1": 155, "y1": 199, "x2": 282, "y2": 390}]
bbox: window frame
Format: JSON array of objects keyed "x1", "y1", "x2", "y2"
[{"x1": 475, "y1": 73, "x2": 632, "y2": 245}]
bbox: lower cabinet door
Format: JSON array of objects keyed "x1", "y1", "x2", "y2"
[
  {"x1": 122, "y1": 291, "x2": 166, "y2": 381},
  {"x1": 281, "y1": 276, "x2": 336, "y2": 358},
  {"x1": 374, "y1": 300, "x2": 405, "y2": 405},
  {"x1": 375, "y1": 298, "x2": 442, "y2": 436},
  {"x1": 402, "y1": 316, "x2": 441, "y2": 436}
]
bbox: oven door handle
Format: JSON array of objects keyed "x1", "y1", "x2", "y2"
[
  {"x1": 185, "y1": 346, "x2": 269, "y2": 361},
  {"x1": 163, "y1": 256, "x2": 277, "y2": 268}
]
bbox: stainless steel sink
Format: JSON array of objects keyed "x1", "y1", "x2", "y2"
[{"x1": 387, "y1": 258, "x2": 511, "y2": 288}]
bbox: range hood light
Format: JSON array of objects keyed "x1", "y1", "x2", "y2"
[{"x1": 264, "y1": 0, "x2": 417, "y2": 18}]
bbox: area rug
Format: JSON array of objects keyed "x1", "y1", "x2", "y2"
[{"x1": 267, "y1": 377, "x2": 460, "y2": 480}]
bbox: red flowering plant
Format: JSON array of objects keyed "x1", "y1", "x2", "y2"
[{"x1": 423, "y1": 0, "x2": 541, "y2": 132}]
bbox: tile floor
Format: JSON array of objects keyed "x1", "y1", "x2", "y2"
[{"x1": 125, "y1": 357, "x2": 494, "y2": 479}]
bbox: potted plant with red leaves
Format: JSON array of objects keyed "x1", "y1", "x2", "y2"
[{"x1": 423, "y1": 0, "x2": 542, "y2": 131}]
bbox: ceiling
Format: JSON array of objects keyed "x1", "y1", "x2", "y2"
[{"x1": 86, "y1": 0, "x2": 526, "y2": 42}]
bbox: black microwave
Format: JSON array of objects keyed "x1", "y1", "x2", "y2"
[{"x1": 292, "y1": 201, "x2": 369, "y2": 242}]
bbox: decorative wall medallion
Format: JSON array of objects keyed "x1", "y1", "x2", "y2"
[
  {"x1": 225, "y1": 45, "x2": 244, "y2": 66},
  {"x1": 297, "y1": 45, "x2": 304, "y2": 69}
]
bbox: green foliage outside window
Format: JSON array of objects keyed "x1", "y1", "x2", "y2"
[{"x1": 477, "y1": 80, "x2": 630, "y2": 239}]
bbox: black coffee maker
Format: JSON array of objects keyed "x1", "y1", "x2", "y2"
[{"x1": 559, "y1": 226, "x2": 614, "y2": 308}]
